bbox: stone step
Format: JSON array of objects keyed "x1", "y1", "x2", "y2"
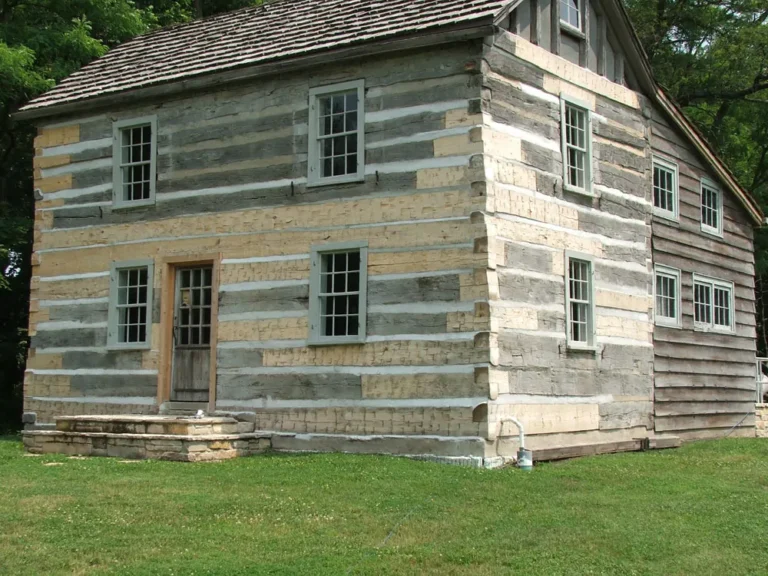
[
  {"x1": 24, "y1": 430, "x2": 272, "y2": 462},
  {"x1": 55, "y1": 415, "x2": 245, "y2": 436}
]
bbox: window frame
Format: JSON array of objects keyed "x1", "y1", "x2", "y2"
[
  {"x1": 107, "y1": 259, "x2": 155, "y2": 350},
  {"x1": 693, "y1": 273, "x2": 734, "y2": 333},
  {"x1": 112, "y1": 116, "x2": 158, "y2": 209},
  {"x1": 565, "y1": 251, "x2": 597, "y2": 350},
  {"x1": 700, "y1": 178, "x2": 723, "y2": 237},
  {"x1": 653, "y1": 265, "x2": 682, "y2": 328},
  {"x1": 308, "y1": 240, "x2": 368, "y2": 346},
  {"x1": 307, "y1": 80, "x2": 366, "y2": 188},
  {"x1": 559, "y1": 0, "x2": 584, "y2": 36},
  {"x1": 652, "y1": 156, "x2": 679, "y2": 222},
  {"x1": 560, "y1": 95, "x2": 593, "y2": 196}
]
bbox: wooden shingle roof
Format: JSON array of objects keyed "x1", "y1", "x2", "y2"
[{"x1": 19, "y1": 0, "x2": 507, "y2": 114}]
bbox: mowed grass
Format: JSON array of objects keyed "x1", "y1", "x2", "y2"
[{"x1": 1, "y1": 438, "x2": 768, "y2": 575}]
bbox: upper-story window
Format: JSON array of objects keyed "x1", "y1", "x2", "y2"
[
  {"x1": 561, "y1": 96, "x2": 592, "y2": 195},
  {"x1": 701, "y1": 179, "x2": 723, "y2": 237},
  {"x1": 112, "y1": 116, "x2": 157, "y2": 208},
  {"x1": 308, "y1": 80, "x2": 365, "y2": 187},
  {"x1": 560, "y1": 0, "x2": 581, "y2": 31},
  {"x1": 652, "y1": 157, "x2": 679, "y2": 221}
]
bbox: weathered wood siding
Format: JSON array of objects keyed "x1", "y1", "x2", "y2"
[
  {"x1": 479, "y1": 31, "x2": 655, "y2": 452},
  {"x1": 650, "y1": 108, "x2": 757, "y2": 440},
  {"x1": 26, "y1": 42, "x2": 495, "y2": 441},
  {"x1": 507, "y1": 0, "x2": 628, "y2": 85}
]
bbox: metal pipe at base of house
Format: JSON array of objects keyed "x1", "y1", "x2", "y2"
[{"x1": 499, "y1": 417, "x2": 533, "y2": 471}]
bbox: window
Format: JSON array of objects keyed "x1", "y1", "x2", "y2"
[
  {"x1": 308, "y1": 80, "x2": 365, "y2": 186},
  {"x1": 653, "y1": 158, "x2": 678, "y2": 220},
  {"x1": 565, "y1": 253, "x2": 595, "y2": 347},
  {"x1": 108, "y1": 260, "x2": 154, "y2": 348},
  {"x1": 309, "y1": 241, "x2": 368, "y2": 344},
  {"x1": 561, "y1": 97, "x2": 592, "y2": 194},
  {"x1": 112, "y1": 116, "x2": 157, "y2": 207},
  {"x1": 693, "y1": 274, "x2": 734, "y2": 332},
  {"x1": 654, "y1": 265, "x2": 681, "y2": 327},
  {"x1": 560, "y1": 0, "x2": 581, "y2": 31},
  {"x1": 701, "y1": 180, "x2": 722, "y2": 236}
]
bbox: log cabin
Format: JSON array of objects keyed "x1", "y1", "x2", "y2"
[{"x1": 16, "y1": 0, "x2": 764, "y2": 464}]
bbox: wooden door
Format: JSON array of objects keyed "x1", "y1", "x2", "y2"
[{"x1": 171, "y1": 266, "x2": 213, "y2": 402}]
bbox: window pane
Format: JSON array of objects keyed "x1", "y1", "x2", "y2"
[
  {"x1": 564, "y1": 103, "x2": 588, "y2": 190},
  {"x1": 568, "y1": 259, "x2": 592, "y2": 344},
  {"x1": 561, "y1": 0, "x2": 580, "y2": 29},
  {"x1": 315, "y1": 249, "x2": 362, "y2": 339}
]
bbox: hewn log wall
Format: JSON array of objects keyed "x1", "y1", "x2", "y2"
[
  {"x1": 26, "y1": 43, "x2": 497, "y2": 449},
  {"x1": 650, "y1": 108, "x2": 757, "y2": 440},
  {"x1": 479, "y1": 31, "x2": 655, "y2": 453}
]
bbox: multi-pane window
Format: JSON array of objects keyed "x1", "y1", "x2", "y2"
[
  {"x1": 308, "y1": 80, "x2": 365, "y2": 186},
  {"x1": 655, "y1": 266, "x2": 681, "y2": 327},
  {"x1": 112, "y1": 117, "x2": 157, "y2": 206},
  {"x1": 653, "y1": 158, "x2": 678, "y2": 220},
  {"x1": 562, "y1": 99, "x2": 591, "y2": 193},
  {"x1": 176, "y1": 267, "x2": 213, "y2": 347},
  {"x1": 560, "y1": 0, "x2": 581, "y2": 30},
  {"x1": 309, "y1": 242, "x2": 368, "y2": 344},
  {"x1": 566, "y1": 255, "x2": 594, "y2": 346},
  {"x1": 701, "y1": 180, "x2": 722, "y2": 235},
  {"x1": 694, "y1": 275, "x2": 734, "y2": 332},
  {"x1": 108, "y1": 260, "x2": 154, "y2": 348}
]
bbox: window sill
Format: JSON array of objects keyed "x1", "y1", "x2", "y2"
[
  {"x1": 112, "y1": 198, "x2": 156, "y2": 211},
  {"x1": 700, "y1": 225, "x2": 724, "y2": 239},
  {"x1": 655, "y1": 319, "x2": 682, "y2": 329},
  {"x1": 307, "y1": 336, "x2": 366, "y2": 347},
  {"x1": 693, "y1": 324, "x2": 734, "y2": 335},
  {"x1": 560, "y1": 22, "x2": 586, "y2": 40},
  {"x1": 563, "y1": 183, "x2": 595, "y2": 197},
  {"x1": 563, "y1": 342, "x2": 601, "y2": 354},
  {"x1": 107, "y1": 343, "x2": 152, "y2": 352},
  {"x1": 307, "y1": 173, "x2": 365, "y2": 188},
  {"x1": 652, "y1": 209, "x2": 679, "y2": 223}
]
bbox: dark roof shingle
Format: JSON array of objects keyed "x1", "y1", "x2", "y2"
[{"x1": 21, "y1": 0, "x2": 508, "y2": 113}]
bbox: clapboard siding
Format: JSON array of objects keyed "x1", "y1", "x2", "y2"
[{"x1": 651, "y1": 105, "x2": 757, "y2": 438}]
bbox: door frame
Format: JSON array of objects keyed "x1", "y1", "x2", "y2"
[{"x1": 157, "y1": 253, "x2": 221, "y2": 411}]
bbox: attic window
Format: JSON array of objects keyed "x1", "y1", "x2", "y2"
[{"x1": 560, "y1": 0, "x2": 581, "y2": 31}]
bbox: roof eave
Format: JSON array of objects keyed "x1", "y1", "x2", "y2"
[{"x1": 12, "y1": 20, "x2": 496, "y2": 123}]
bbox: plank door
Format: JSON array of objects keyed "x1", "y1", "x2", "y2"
[{"x1": 171, "y1": 266, "x2": 213, "y2": 402}]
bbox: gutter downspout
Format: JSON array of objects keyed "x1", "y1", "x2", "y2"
[{"x1": 499, "y1": 417, "x2": 533, "y2": 471}]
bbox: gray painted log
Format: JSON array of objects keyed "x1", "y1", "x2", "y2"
[
  {"x1": 217, "y1": 373, "x2": 362, "y2": 401},
  {"x1": 70, "y1": 374, "x2": 157, "y2": 397}
]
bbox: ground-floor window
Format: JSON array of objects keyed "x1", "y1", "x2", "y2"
[
  {"x1": 309, "y1": 241, "x2": 368, "y2": 344},
  {"x1": 654, "y1": 265, "x2": 681, "y2": 327},
  {"x1": 566, "y1": 253, "x2": 595, "y2": 348},
  {"x1": 693, "y1": 274, "x2": 734, "y2": 332},
  {"x1": 108, "y1": 259, "x2": 154, "y2": 348}
]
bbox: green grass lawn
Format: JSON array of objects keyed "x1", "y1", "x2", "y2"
[{"x1": 1, "y1": 438, "x2": 768, "y2": 575}]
